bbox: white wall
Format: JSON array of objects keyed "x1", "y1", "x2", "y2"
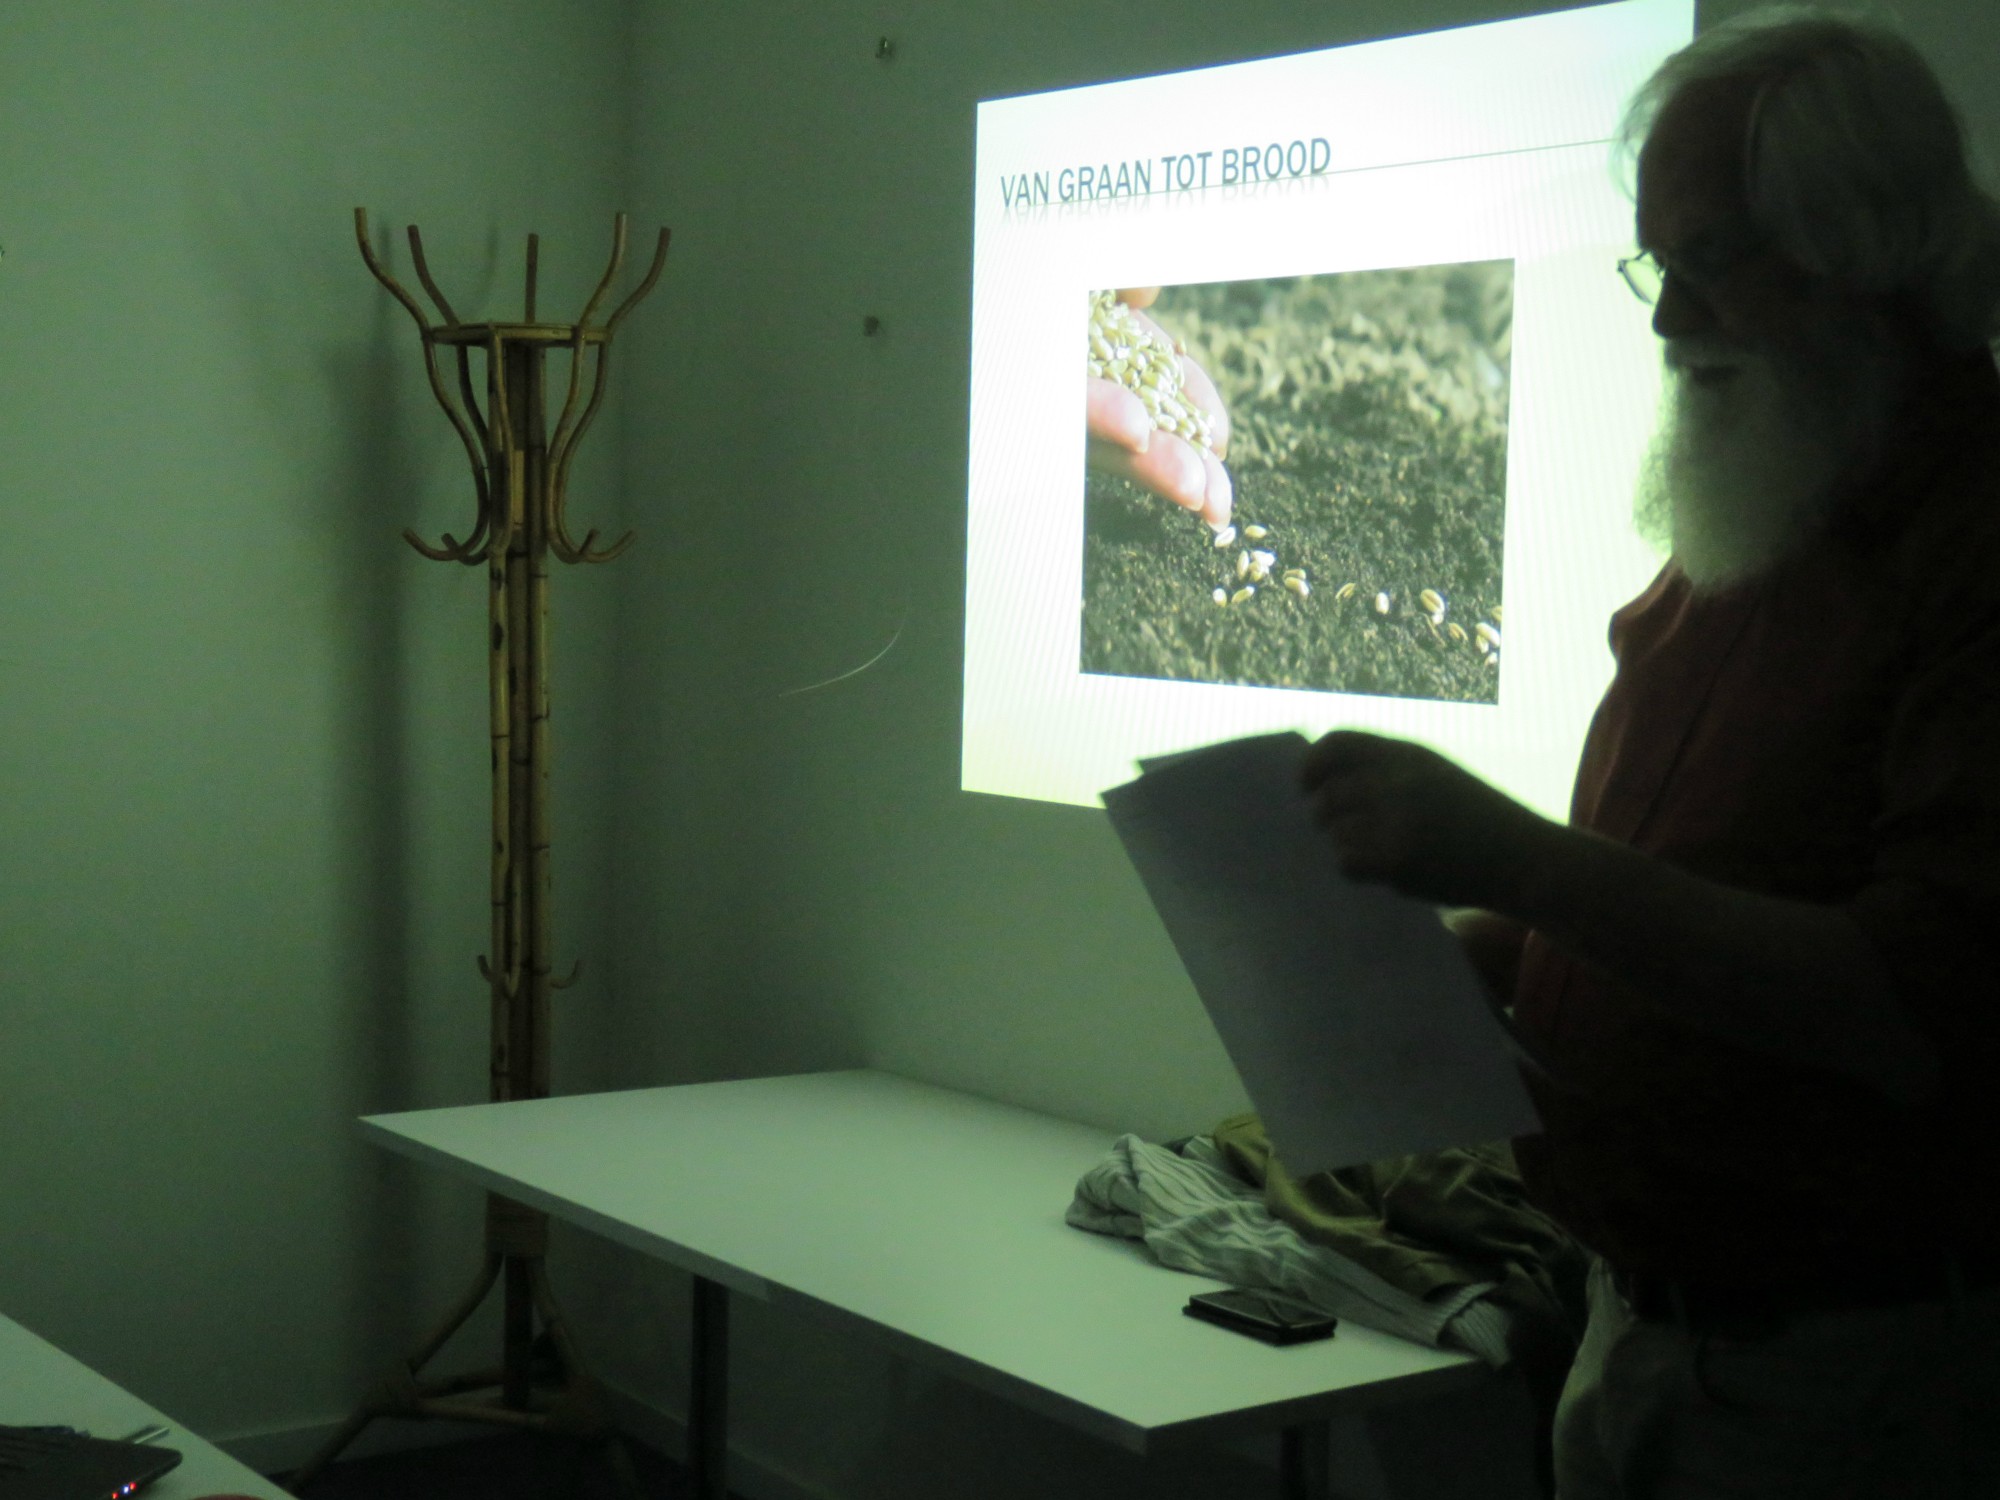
[{"x1": 0, "y1": 0, "x2": 631, "y2": 1460}]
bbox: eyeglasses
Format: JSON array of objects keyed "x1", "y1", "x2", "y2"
[
  {"x1": 1617, "y1": 251, "x2": 1669, "y2": 305},
  {"x1": 1617, "y1": 223, "x2": 1770, "y2": 306}
]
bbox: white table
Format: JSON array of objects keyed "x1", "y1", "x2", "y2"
[
  {"x1": 1, "y1": 1311, "x2": 293, "y2": 1499},
  {"x1": 359, "y1": 1069, "x2": 1484, "y2": 1499}
]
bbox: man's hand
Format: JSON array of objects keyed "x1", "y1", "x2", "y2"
[
  {"x1": 1299, "y1": 730, "x2": 1556, "y2": 912},
  {"x1": 1300, "y1": 735, "x2": 1940, "y2": 1104},
  {"x1": 1441, "y1": 907, "x2": 1532, "y2": 1008},
  {"x1": 1086, "y1": 287, "x2": 1234, "y2": 529}
]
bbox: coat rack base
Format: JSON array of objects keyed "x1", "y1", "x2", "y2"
[{"x1": 284, "y1": 1195, "x2": 645, "y2": 1497}]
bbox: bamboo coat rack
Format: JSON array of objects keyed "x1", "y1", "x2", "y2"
[{"x1": 289, "y1": 210, "x2": 669, "y2": 1495}]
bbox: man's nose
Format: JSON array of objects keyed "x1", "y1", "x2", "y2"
[{"x1": 1651, "y1": 271, "x2": 1715, "y2": 340}]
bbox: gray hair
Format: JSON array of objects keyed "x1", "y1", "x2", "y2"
[{"x1": 1618, "y1": 5, "x2": 2000, "y2": 350}]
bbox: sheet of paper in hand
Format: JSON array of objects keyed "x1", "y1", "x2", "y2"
[{"x1": 1102, "y1": 730, "x2": 1538, "y2": 1174}]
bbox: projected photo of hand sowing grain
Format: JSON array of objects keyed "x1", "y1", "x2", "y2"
[{"x1": 1081, "y1": 263, "x2": 1512, "y2": 701}]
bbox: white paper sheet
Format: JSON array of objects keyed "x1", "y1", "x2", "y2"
[{"x1": 1102, "y1": 731, "x2": 1541, "y2": 1175}]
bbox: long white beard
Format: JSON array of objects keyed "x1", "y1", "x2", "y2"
[{"x1": 1632, "y1": 326, "x2": 1906, "y2": 591}]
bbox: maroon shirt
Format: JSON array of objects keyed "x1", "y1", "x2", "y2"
[{"x1": 1512, "y1": 349, "x2": 2000, "y2": 1288}]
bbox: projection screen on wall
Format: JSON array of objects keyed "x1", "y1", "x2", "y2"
[{"x1": 963, "y1": 0, "x2": 1695, "y2": 819}]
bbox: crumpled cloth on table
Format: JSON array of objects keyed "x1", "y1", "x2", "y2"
[
  {"x1": 1070, "y1": 1117, "x2": 1590, "y2": 1372},
  {"x1": 1067, "y1": 1130, "x2": 1515, "y2": 1363}
]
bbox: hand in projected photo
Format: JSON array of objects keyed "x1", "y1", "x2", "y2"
[
  {"x1": 1086, "y1": 287, "x2": 1234, "y2": 530},
  {"x1": 1299, "y1": 730, "x2": 1556, "y2": 912}
]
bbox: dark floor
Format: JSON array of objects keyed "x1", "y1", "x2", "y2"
[{"x1": 276, "y1": 1430, "x2": 710, "y2": 1500}]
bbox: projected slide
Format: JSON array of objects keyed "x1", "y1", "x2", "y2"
[
  {"x1": 1081, "y1": 265, "x2": 1512, "y2": 700},
  {"x1": 964, "y1": 0, "x2": 1694, "y2": 816}
]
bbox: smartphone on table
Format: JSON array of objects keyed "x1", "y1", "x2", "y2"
[{"x1": 1183, "y1": 1288, "x2": 1338, "y2": 1345}]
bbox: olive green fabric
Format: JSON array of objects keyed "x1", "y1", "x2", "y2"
[
  {"x1": 1211, "y1": 1115, "x2": 1589, "y2": 1324},
  {"x1": 1213, "y1": 1114, "x2": 1591, "y2": 1496}
]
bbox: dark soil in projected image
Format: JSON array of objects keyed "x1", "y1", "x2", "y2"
[{"x1": 1081, "y1": 263, "x2": 1511, "y2": 701}]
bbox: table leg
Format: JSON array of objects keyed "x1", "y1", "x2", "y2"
[
  {"x1": 1279, "y1": 1419, "x2": 1330, "y2": 1500},
  {"x1": 688, "y1": 1275, "x2": 729, "y2": 1500}
]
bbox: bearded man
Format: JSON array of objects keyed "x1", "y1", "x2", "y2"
[{"x1": 1301, "y1": 8, "x2": 2000, "y2": 1496}]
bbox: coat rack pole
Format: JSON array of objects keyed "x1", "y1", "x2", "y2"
[{"x1": 286, "y1": 211, "x2": 669, "y2": 1497}]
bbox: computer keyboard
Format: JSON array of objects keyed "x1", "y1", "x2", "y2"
[
  {"x1": 0, "y1": 1427, "x2": 78, "y2": 1474},
  {"x1": 0, "y1": 1422, "x2": 182, "y2": 1499}
]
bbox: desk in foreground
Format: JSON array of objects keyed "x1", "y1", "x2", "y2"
[{"x1": 360, "y1": 1070, "x2": 1482, "y2": 1467}]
